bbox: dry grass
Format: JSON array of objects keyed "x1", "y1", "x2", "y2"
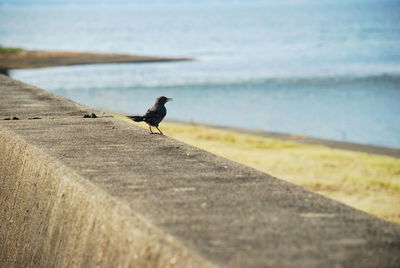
[{"x1": 115, "y1": 115, "x2": 400, "y2": 224}]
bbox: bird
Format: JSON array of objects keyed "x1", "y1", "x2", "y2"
[{"x1": 127, "y1": 96, "x2": 172, "y2": 135}]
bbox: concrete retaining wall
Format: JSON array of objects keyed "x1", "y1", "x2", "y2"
[
  {"x1": 0, "y1": 118, "x2": 209, "y2": 268},
  {"x1": 0, "y1": 75, "x2": 210, "y2": 267},
  {"x1": 1, "y1": 74, "x2": 400, "y2": 267}
]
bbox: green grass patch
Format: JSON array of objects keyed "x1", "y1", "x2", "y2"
[{"x1": 0, "y1": 46, "x2": 25, "y2": 53}]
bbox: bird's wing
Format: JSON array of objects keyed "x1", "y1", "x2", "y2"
[
  {"x1": 144, "y1": 109, "x2": 158, "y2": 119},
  {"x1": 144, "y1": 108, "x2": 161, "y2": 120}
]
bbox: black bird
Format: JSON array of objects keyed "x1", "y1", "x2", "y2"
[{"x1": 128, "y1": 96, "x2": 172, "y2": 135}]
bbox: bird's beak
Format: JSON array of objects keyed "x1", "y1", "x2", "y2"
[{"x1": 167, "y1": 98, "x2": 173, "y2": 102}]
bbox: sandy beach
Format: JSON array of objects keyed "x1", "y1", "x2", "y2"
[{"x1": 0, "y1": 50, "x2": 192, "y2": 70}]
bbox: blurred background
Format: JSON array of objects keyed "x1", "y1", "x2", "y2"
[{"x1": 1, "y1": 0, "x2": 399, "y2": 148}]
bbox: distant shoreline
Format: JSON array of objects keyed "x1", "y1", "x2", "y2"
[
  {"x1": 3, "y1": 49, "x2": 397, "y2": 157},
  {"x1": 167, "y1": 120, "x2": 400, "y2": 158},
  {"x1": 0, "y1": 50, "x2": 193, "y2": 72}
]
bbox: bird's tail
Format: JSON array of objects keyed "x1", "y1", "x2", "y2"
[{"x1": 127, "y1": 115, "x2": 144, "y2": 122}]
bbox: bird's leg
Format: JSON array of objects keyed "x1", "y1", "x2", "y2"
[
  {"x1": 156, "y1": 126, "x2": 164, "y2": 135},
  {"x1": 149, "y1": 126, "x2": 155, "y2": 134}
]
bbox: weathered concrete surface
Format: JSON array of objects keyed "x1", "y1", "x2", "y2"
[{"x1": 0, "y1": 74, "x2": 399, "y2": 267}]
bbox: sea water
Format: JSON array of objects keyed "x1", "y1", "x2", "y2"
[{"x1": 1, "y1": 0, "x2": 400, "y2": 148}]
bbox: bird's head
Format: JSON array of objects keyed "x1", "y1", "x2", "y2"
[{"x1": 156, "y1": 96, "x2": 173, "y2": 105}]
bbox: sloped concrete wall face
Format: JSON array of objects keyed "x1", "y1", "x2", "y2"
[{"x1": 0, "y1": 128, "x2": 208, "y2": 268}]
